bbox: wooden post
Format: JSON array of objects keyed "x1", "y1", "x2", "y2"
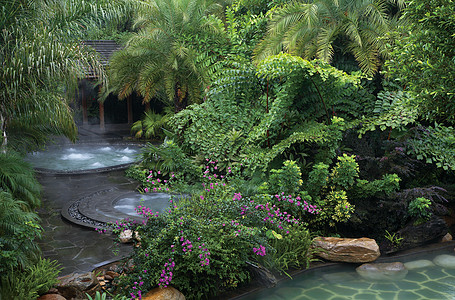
[
  {"x1": 81, "y1": 85, "x2": 88, "y2": 126},
  {"x1": 127, "y1": 95, "x2": 133, "y2": 124},
  {"x1": 98, "y1": 85, "x2": 105, "y2": 131}
]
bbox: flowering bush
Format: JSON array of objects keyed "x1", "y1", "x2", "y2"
[{"x1": 110, "y1": 179, "x2": 313, "y2": 299}]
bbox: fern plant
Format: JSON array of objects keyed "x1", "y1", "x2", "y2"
[
  {"x1": 0, "y1": 191, "x2": 42, "y2": 273},
  {"x1": 0, "y1": 151, "x2": 41, "y2": 210},
  {"x1": 131, "y1": 108, "x2": 173, "y2": 140},
  {"x1": 1, "y1": 258, "x2": 61, "y2": 299}
]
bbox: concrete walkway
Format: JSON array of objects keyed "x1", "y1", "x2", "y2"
[{"x1": 37, "y1": 124, "x2": 140, "y2": 275}]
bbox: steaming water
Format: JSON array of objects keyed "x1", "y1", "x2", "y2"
[{"x1": 26, "y1": 144, "x2": 141, "y2": 171}]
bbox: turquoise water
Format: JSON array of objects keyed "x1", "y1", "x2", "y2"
[
  {"x1": 26, "y1": 144, "x2": 140, "y2": 171},
  {"x1": 241, "y1": 248, "x2": 455, "y2": 300}
]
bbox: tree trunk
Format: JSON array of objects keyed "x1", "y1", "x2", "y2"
[
  {"x1": 174, "y1": 85, "x2": 188, "y2": 113},
  {"x1": 0, "y1": 112, "x2": 7, "y2": 153}
]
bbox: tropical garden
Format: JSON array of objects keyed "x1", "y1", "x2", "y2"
[{"x1": 1, "y1": 0, "x2": 455, "y2": 299}]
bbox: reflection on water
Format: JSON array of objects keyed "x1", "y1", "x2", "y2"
[
  {"x1": 242, "y1": 248, "x2": 455, "y2": 300},
  {"x1": 26, "y1": 144, "x2": 141, "y2": 171}
]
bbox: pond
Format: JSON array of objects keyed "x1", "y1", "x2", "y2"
[
  {"x1": 240, "y1": 246, "x2": 455, "y2": 300},
  {"x1": 25, "y1": 144, "x2": 141, "y2": 171}
]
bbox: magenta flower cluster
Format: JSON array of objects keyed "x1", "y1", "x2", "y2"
[
  {"x1": 129, "y1": 277, "x2": 144, "y2": 299},
  {"x1": 180, "y1": 236, "x2": 193, "y2": 253},
  {"x1": 95, "y1": 227, "x2": 107, "y2": 234},
  {"x1": 159, "y1": 258, "x2": 175, "y2": 288},
  {"x1": 135, "y1": 205, "x2": 159, "y2": 225},
  {"x1": 113, "y1": 218, "x2": 135, "y2": 231},
  {"x1": 253, "y1": 245, "x2": 266, "y2": 256},
  {"x1": 274, "y1": 194, "x2": 321, "y2": 214},
  {"x1": 254, "y1": 202, "x2": 299, "y2": 231},
  {"x1": 143, "y1": 170, "x2": 173, "y2": 193},
  {"x1": 198, "y1": 243, "x2": 211, "y2": 267}
]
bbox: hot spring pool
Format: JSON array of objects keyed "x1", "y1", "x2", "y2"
[
  {"x1": 241, "y1": 247, "x2": 455, "y2": 300},
  {"x1": 25, "y1": 144, "x2": 141, "y2": 171}
]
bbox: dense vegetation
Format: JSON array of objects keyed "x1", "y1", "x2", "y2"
[
  {"x1": 1, "y1": 0, "x2": 454, "y2": 299},
  {"x1": 114, "y1": 0, "x2": 455, "y2": 298}
]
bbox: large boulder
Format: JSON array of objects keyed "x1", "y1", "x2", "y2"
[
  {"x1": 383, "y1": 216, "x2": 448, "y2": 254},
  {"x1": 312, "y1": 237, "x2": 380, "y2": 263},
  {"x1": 55, "y1": 272, "x2": 100, "y2": 299},
  {"x1": 356, "y1": 262, "x2": 408, "y2": 281},
  {"x1": 142, "y1": 286, "x2": 185, "y2": 300}
]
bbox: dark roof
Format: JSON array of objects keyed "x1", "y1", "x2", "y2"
[{"x1": 82, "y1": 40, "x2": 123, "y2": 78}]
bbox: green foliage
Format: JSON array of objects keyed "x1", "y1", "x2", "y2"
[
  {"x1": 0, "y1": 191, "x2": 42, "y2": 273},
  {"x1": 407, "y1": 124, "x2": 455, "y2": 171},
  {"x1": 358, "y1": 91, "x2": 419, "y2": 136},
  {"x1": 330, "y1": 154, "x2": 359, "y2": 189},
  {"x1": 131, "y1": 109, "x2": 173, "y2": 140},
  {"x1": 112, "y1": 174, "x2": 313, "y2": 299},
  {"x1": 316, "y1": 190, "x2": 355, "y2": 227},
  {"x1": 86, "y1": 291, "x2": 128, "y2": 300},
  {"x1": 408, "y1": 197, "x2": 432, "y2": 222},
  {"x1": 306, "y1": 162, "x2": 330, "y2": 197},
  {"x1": 0, "y1": 0, "x2": 124, "y2": 151},
  {"x1": 0, "y1": 151, "x2": 41, "y2": 210},
  {"x1": 385, "y1": 0, "x2": 455, "y2": 124},
  {"x1": 109, "y1": 0, "x2": 227, "y2": 111},
  {"x1": 266, "y1": 160, "x2": 303, "y2": 196},
  {"x1": 355, "y1": 174, "x2": 401, "y2": 198},
  {"x1": 255, "y1": 0, "x2": 397, "y2": 75},
  {"x1": 137, "y1": 140, "x2": 199, "y2": 182},
  {"x1": 261, "y1": 224, "x2": 313, "y2": 275},
  {"x1": 0, "y1": 258, "x2": 61, "y2": 299},
  {"x1": 384, "y1": 230, "x2": 403, "y2": 247}
]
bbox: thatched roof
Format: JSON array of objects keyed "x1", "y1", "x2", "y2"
[{"x1": 82, "y1": 40, "x2": 123, "y2": 78}]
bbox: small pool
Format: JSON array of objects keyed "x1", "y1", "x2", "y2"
[
  {"x1": 113, "y1": 193, "x2": 173, "y2": 217},
  {"x1": 241, "y1": 247, "x2": 455, "y2": 300},
  {"x1": 25, "y1": 144, "x2": 141, "y2": 171}
]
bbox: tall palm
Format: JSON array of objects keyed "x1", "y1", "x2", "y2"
[
  {"x1": 0, "y1": 0, "x2": 129, "y2": 152},
  {"x1": 255, "y1": 0, "x2": 400, "y2": 76},
  {"x1": 109, "y1": 0, "x2": 226, "y2": 112}
]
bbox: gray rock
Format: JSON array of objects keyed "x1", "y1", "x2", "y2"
[
  {"x1": 387, "y1": 216, "x2": 448, "y2": 254},
  {"x1": 404, "y1": 259, "x2": 435, "y2": 270},
  {"x1": 356, "y1": 262, "x2": 408, "y2": 281},
  {"x1": 433, "y1": 254, "x2": 455, "y2": 268},
  {"x1": 56, "y1": 272, "x2": 99, "y2": 299}
]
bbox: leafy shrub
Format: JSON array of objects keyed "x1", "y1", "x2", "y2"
[
  {"x1": 330, "y1": 154, "x2": 359, "y2": 189},
  {"x1": 266, "y1": 160, "x2": 302, "y2": 196},
  {"x1": 0, "y1": 258, "x2": 61, "y2": 299},
  {"x1": 130, "y1": 109, "x2": 173, "y2": 140},
  {"x1": 407, "y1": 124, "x2": 455, "y2": 171},
  {"x1": 111, "y1": 181, "x2": 314, "y2": 299},
  {"x1": 408, "y1": 197, "x2": 432, "y2": 222},
  {"x1": 0, "y1": 191, "x2": 42, "y2": 273}
]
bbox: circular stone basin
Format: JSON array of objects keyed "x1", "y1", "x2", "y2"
[
  {"x1": 25, "y1": 144, "x2": 141, "y2": 171},
  {"x1": 63, "y1": 191, "x2": 186, "y2": 229}
]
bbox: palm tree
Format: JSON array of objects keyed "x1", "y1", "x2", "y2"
[
  {"x1": 0, "y1": 0, "x2": 130, "y2": 153},
  {"x1": 109, "y1": 0, "x2": 226, "y2": 112},
  {"x1": 255, "y1": 0, "x2": 402, "y2": 76}
]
